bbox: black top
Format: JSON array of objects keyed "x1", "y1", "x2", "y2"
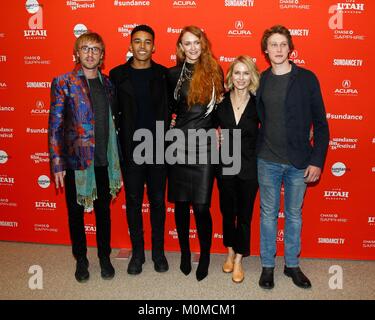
[
  {"x1": 215, "y1": 92, "x2": 258, "y2": 180},
  {"x1": 129, "y1": 66, "x2": 155, "y2": 132},
  {"x1": 167, "y1": 63, "x2": 217, "y2": 204},
  {"x1": 88, "y1": 77, "x2": 108, "y2": 167}
]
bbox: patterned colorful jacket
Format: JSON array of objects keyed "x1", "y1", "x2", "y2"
[{"x1": 48, "y1": 66, "x2": 115, "y2": 173}]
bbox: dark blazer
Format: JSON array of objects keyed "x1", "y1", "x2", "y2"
[
  {"x1": 215, "y1": 92, "x2": 258, "y2": 180},
  {"x1": 109, "y1": 58, "x2": 169, "y2": 166},
  {"x1": 256, "y1": 61, "x2": 329, "y2": 169}
]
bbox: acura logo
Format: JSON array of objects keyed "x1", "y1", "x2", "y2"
[
  {"x1": 342, "y1": 80, "x2": 351, "y2": 88},
  {"x1": 290, "y1": 50, "x2": 298, "y2": 59},
  {"x1": 235, "y1": 20, "x2": 244, "y2": 30},
  {"x1": 36, "y1": 100, "x2": 44, "y2": 108}
]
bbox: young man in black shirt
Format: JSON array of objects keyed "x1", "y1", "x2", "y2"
[{"x1": 110, "y1": 25, "x2": 170, "y2": 275}]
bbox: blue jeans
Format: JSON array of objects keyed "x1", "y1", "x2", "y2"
[{"x1": 257, "y1": 158, "x2": 307, "y2": 268}]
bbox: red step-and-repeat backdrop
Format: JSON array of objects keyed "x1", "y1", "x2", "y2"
[{"x1": 0, "y1": 0, "x2": 374, "y2": 260}]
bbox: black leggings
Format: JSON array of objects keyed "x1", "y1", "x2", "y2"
[{"x1": 174, "y1": 201, "x2": 212, "y2": 257}]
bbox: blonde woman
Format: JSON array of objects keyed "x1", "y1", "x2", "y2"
[{"x1": 215, "y1": 56, "x2": 259, "y2": 283}]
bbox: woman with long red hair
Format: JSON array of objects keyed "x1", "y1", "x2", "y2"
[{"x1": 167, "y1": 26, "x2": 224, "y2": 281}]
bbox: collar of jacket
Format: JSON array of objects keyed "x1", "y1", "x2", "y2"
[{"x1": 73, "y1": 64, "x2": 105, "y2": 88}]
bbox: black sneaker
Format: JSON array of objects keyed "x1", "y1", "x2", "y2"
[
  {"x1": 75, "y1": 258, "x2": 89, "y2": 283},
  {"x1": 99, "y1": 257, "x2": 115, "y2": 280}
]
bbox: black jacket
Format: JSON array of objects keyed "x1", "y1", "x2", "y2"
[
  {"x1": 256, "y1": 61, "x2": 329, "y2": 169},
  {"x1": 109, "y1": 59, "x2": 169, "y2": 166},
  {"x1": 215, "y1": 92, "x2": 259, "y2": 180}
]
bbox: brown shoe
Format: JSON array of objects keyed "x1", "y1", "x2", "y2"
[
  {"x1": 232, "y1": 262, "x2": 244, "y2": 283},
  {"x1": 222, "y1": 256, "x2": 234, "y2": 273}
]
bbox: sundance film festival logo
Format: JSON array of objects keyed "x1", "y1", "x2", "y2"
[
  {"x1": 118, "y1": 24, "x2": 138, "y2": 37},
  {"x1": 173, "y1": 0, "x2": 197, "y2": 8},
  {"x1": 66, "y1": 0, "x2": 95, "y2": 10},
  {"x1": 30, "y1": 152, "x2": 49, "y2": 164},
  {"x1": 73, "y1": 24, "x2": 88, "y2": 38},
  {"x1": 113, "y1": 0, "x2": 151, "y2": 6},
  {"x1": 289, "y1": 50, "x2": 305, "y2": 66},
  {"x1": 329, "y1": 137, "x2": 358, "y2": 151},
  {"x1": 0, "y1": 175, "x2": 15, "y2": 186},
  {"x1": 0, "y1": 150, "x2": 9, "y2": 164},
  {"x1": 31, "y1": 100, "x2": 49, "y2": 115},
  {"x1": 331, "y1": 162, "x2": 349, "y2": 177},
  {"x1": 224, "y1": 0, "x2": 254, "y2": 7},
  {"x1": 279, "y1": 0, "x2": 310, "y2": 10},
  {"x1": 324, "y1": 189, "x2": 349, "y2": 201},
  {"x1": 328, "y1": 4, "x2": 365, "y2": 41},
  {"x1": 35, "y1": 200, "x2": 56, "y2": 211},
  {"x1": 0, "y1": 127, "x2": 13, "y2": 138},
  {"x1": 227, "y1": 20, "x2": 252, "y2": 37},
  {"x1": 326, "y1": 113, "x2": 363, "y2": 121},
  {"x1": 37, "y1": 175, "x2": 50, "y2": 189},
  {"x1": 24, "y1": 0, "x2": 47, "y2": 40},
  {"x1": 334, "y1": 80, "x2": 358, "y2": 96}
]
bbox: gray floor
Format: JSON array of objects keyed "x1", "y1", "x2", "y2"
[{"x1": 0, "y1": 241, "x2": 374, "y2": 300}]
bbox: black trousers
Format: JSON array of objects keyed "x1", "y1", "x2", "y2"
[
  {"x1": 218, "y1": 176, "x2": 258, "y2": 256},
  {"x1": 123, "y1": 164, "x2": 167, "y2": 260},
  {"x1": 65, "y1": 166, "x2": 112, "y2": 260},
  {"x1": 174, "y1": 201, "x2": 212, "y2": 257}
]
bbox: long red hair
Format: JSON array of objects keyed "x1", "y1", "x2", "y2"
[{"x1": 176, "y1": 26, "x2": 223, "y2": 107}]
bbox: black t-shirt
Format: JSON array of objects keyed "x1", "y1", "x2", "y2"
[
  {"x1": 129, "y1": 66, "x2": 155, "y2": 132},
  {"x1": 88, "y1": 77, "x2": 108, "y2": 167}
]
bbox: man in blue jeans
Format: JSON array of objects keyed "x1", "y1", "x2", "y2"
[{"x1": 256, "y1": 25, "x2": 329, "y2": 289}]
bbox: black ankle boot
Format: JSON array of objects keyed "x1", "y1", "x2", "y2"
[
  {"x1": 75, "y1": 257, "x2": 89, "y2": 283},
  {"x1": 180, "y1": 253, "x2": 191, "y2": 275},
  {"x1": 196, "y1": 254, "x2": 210, "y2": 281}
]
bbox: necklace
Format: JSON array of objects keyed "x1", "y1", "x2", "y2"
[{"x1": 231, "y1": 93, "x2": 250, "y2": 111}]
